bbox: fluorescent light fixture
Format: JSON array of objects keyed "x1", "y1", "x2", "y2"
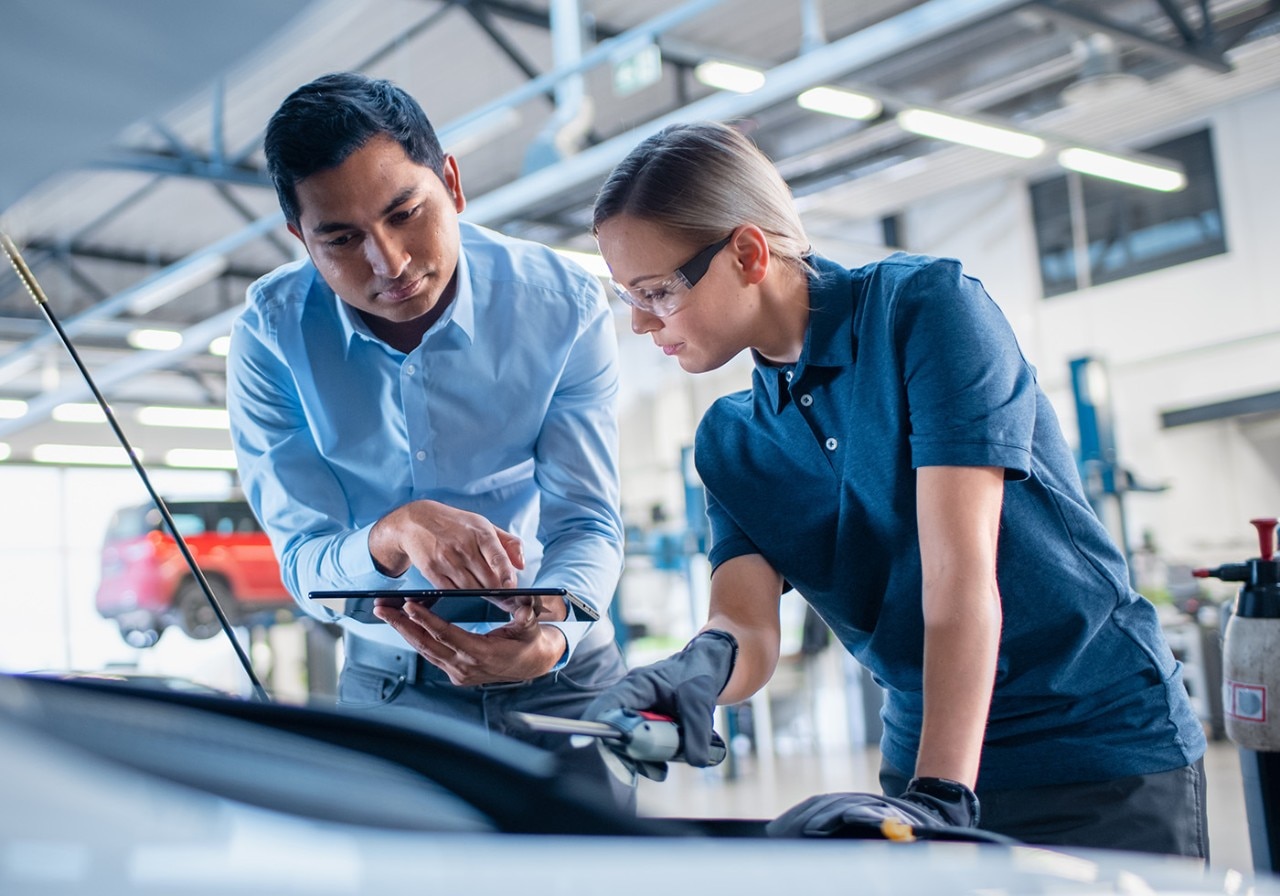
[
  {"x1": 52, "y1": 402, "x2": 106, "y2": 423},
  {"x1": 0, "y1": 443, "x2": 9, "y2": 462},
  {"x1": 694, "y1": 60, "x2": 765, "y2": 93},
  {"x1": 1058, "y1": 147, "x2": 1187, "y2": 192},
  {"x1": 127, "y1": 328, "x2": 184, "y2": 351},
  {"x1": 136, "y1": 406, "x2": 230, "y2": 429},
  {"x1": 797, "y1": 86, "x2": 882, "y2": 121},
  {"x1": 208, "y1": 335, "x2": 231, "y2": 357},
  {"x1": 897, "y1": 109, "x2": 1046, "y2": 159},
  {"x1": 128, "y1": 253, "x2": 228, "y2": 314},
  {"x1": 0, "y1": 398, "x2": 27, "y2": 419},
  {"x1": 33, "y1": 444, "x2": 139, "y2": 466},
  {"x1": 165, "y1": 448, "x2": 238, "y2": 470},
  {"x1": 554, "y1": 248, "x2": 611, "y2": 278}
]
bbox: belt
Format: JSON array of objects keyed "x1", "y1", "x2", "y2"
[{"x1": 342, "y1": 633, "x2": 533, "y2": 691}]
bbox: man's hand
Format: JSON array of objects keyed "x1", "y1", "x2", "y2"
[
  {"x1": 373, "y1": 599, "x2": 566, "y2": 686},
  {"x1": 369, "y1": 499, "x2": 524, "y2": 588},
  {"x1": 579, "y1": 630, "x2": 738, "y2": 780},
  {"x1": 766, "y1": 778, "x2": 980, "y2": 840}
]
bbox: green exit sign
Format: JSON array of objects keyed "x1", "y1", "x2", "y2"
[{"x1": 612, "y1": 42, "x2": 662, "y2": 97}]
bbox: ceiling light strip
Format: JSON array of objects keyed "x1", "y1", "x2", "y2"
[{"x1": 1057, "y1": 147, "x2": 1187, "y2": 191}]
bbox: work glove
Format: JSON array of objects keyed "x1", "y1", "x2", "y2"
[
  {"x1": 582, "y1": 629, "x2": 737, "y2": 781},
  {"x1": 766, "y1": 777, "x2": 980, "y2": 841}
]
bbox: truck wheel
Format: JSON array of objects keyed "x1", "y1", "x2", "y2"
[{"x1": 177, "y1": 580, "x2": 233, "y2": 640}]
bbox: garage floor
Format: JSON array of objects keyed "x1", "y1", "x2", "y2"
[{"x1": 638, "y1": 738, "x2": 1251, "y2": 873}]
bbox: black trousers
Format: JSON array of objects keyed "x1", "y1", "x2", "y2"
[
  {"x1": 881, "y1": 758, "x2": 1209, "y2": 859},
  {"x1": 339, "y1": 630, "x2": 636, "y2": 812}
]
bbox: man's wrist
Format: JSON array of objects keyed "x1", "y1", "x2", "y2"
[{"x1": 368, "y1": 511, "x2": 410, "y2": 577}]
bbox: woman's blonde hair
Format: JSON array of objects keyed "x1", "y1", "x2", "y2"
[{"x1": 592, "y1": 121, "x2": 812, "y2": 273}]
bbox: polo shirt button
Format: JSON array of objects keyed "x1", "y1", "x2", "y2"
[
  {"x1": 800, "y1": 394, "x2": 813, "y2": 407},
  {"x1": 784, "y1": 370, "x2": 793, "y2": 382},
  {"x1": 825, "y1": 437, "x2": 838, "y2": 451},
  {"x1": 415, "y1": 450, "x2": 426, "y2": 461}
]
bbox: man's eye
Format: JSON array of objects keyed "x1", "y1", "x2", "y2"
[
  {"x1": 326, "y1": 233, "x2": 356, "y2": 248},
  {"x1": 391, "y1": 205, "x2": 420, "y2": 224}
]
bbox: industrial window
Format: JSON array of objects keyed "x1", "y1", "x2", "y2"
[{"x1": 1030, "y1": 128, "x2": 1226, "y2": 297}]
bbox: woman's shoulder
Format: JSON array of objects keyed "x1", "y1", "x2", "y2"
[{"x1": 696, "y1": 389, "x2": 757, "y2": 449}]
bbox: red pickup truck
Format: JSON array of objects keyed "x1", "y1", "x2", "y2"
[{"x1": 94, "y1": 499, "x2": 296, "y2": 647}]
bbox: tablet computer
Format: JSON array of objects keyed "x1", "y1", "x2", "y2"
[{"x1": 304, "y1": 587, "x2": 599, "y2": 624}]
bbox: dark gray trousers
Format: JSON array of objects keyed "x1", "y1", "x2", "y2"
[
  {"x1": 881, "y1": 758, "x2": 1208, "y2": 859},
  {"x1": 339, "y1": 630, "x2": 636, "y2": 812}
]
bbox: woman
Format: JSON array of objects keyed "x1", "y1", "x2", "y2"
[{"x1": 587, "y1": 121, "x2": 1207, "y2": 857}]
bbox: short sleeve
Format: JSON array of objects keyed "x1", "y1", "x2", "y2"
[{"x1": 890, "y1": 258, "x2": 1035, "y2": 480}]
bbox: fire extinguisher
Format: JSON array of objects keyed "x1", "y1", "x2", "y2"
[{"x1": 1196, "y1": 517, "x2": 1280, "y2": 870}]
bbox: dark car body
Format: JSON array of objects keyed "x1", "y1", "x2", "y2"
[
  {"x1": 2, "y1": 671, "x2": 1265, "y2": 896},
  {"x1": 94, "y1": 499, "x2": 295, "y2": 645}
]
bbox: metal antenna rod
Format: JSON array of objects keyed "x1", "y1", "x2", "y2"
[{"x1": 0, "y1": 232, "x2": 269, "y2": 703}]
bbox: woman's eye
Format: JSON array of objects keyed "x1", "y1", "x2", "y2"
[{"x1": 640, "y1": 287, "x2": 670, "y2": 303}]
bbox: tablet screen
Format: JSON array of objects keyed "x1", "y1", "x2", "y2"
[{"x1": 304, "y1": 587, "x2": 600, "y2": 624}]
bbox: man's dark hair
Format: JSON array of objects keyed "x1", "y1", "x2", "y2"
[{"x1": 264, "y1": 72, "x2": 447, "y2": 227}]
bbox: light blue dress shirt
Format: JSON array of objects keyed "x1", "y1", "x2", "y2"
[{"x1": 226, "y1": 221, "x2": 623, "y2": 660}]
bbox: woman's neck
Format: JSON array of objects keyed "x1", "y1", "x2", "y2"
[{"x1": 752, "y1": 262, "x2": 810, "y2": 366}]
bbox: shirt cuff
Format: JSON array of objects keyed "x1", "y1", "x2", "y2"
[{"x1": 542, "y1": 617, "x2": 593, "y2": 670}]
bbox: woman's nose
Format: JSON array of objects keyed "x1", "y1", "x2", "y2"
[{"x1": 630, "y1": 305, "x2": 661, "y2": 335}]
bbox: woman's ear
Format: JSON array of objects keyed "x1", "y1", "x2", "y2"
[{"x1": 732, "y1": 224, "x2": 771, "y2": 286}]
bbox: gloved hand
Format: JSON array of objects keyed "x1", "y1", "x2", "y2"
[
  {"x1": 582, "y1": 630, "x2": 737, "y2": 781},
  {"x1": 766, "y1": 777, "x2": 980, "y2": 840}
]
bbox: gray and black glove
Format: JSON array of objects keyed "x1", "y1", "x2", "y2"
[
  {"x1": 582, "y1": 629, "x2": 738, "y2": 780},
  {"x1": 766, "y1": 777, "x2": 981, "y2": 840}
]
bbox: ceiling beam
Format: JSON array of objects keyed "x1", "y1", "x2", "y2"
[
  {"x1": 1029, "y1": 0, "x2": 1232, "y2": 73},
  {"x1": 88, "y1": 150, "x2": 272, "y2": 188},
  {"x1": 464, "y1": 0, "x2": 1034, "y2": 227}
]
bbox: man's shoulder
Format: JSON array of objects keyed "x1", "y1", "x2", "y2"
[
  {"x1": 459, "y1": 221, "x2": 601, "y2": 308},
  {"x1": 245, "y1": 256, "x2": 316, "y2": 309}
]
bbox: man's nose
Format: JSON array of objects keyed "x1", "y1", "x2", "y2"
[{"x1": 365, "y1": 230, "x2": 409, "y2": 279}]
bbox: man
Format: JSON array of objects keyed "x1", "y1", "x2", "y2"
[{"x1": 226, "y1": 72, "x2": 629, "y2": 803}]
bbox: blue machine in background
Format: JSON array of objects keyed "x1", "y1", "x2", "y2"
[{"x1": 1069, "y1": 355, "x2": 1168, "y2": 584}]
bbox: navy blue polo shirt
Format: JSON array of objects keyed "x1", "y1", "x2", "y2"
[{"x1": 695, "y1": 253, "x2": 1204, "y2": 790}]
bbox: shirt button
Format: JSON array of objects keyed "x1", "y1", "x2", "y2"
[
  {"x1": 405, "y1": 364, "x2": 416, "y2": 375},
  {"x1": 800, "y1": 394, "x2": 813, "y2": 407},
  {"x1": 415, "y1": 450, "x2": 426, "y2": 461},
  {"x1": 825, "y1": 437, "x2": 838, "y2": 451},
  {"x1": 784, "y1": 370, "x2": 794, "y2": 382}
]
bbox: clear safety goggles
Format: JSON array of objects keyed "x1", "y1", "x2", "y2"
[{"x1": 609, "y1": 234, "x2": 732, "y2": 318}]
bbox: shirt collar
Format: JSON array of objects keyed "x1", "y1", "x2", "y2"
[
  {"x1": 753, "y1": 254, "x2": 855, "y2": 413},
  {"x1": 332, "y1": 248, "x2": 477, "y2": 357}
]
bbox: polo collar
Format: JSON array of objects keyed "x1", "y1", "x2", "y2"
[{"x1": 754, "y1": 254, "x2": 855, "y2": 413}]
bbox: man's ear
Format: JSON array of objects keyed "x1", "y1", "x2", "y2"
[
  {"x1": 733, "y1": 224, "x2": 771, "y2": 286},
  {"x1": 442, "y1": 154, "x2": 466, "y2": 213}
]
